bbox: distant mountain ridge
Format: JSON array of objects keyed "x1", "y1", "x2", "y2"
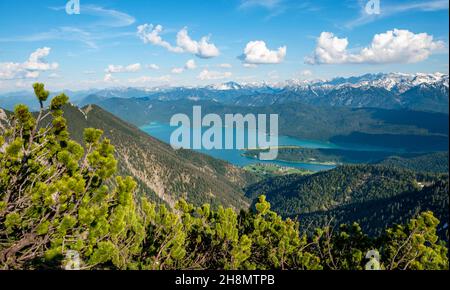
[
  {"x1": 1, "y1": 72, "x2": 448, "y2": 113},
  {"x1": 80, "y1": 72, "x2": 448, "y2": 113}
]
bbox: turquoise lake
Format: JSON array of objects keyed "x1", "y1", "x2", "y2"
[{"x1": 140, "y1": 122, "x2": 404, "y2": 172}]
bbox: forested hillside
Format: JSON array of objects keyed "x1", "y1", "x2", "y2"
[
  {"x1": 244, "y1": 148, "x2": 448, "y2": 173},
  {"x1": 300, "y1": 177, "x2": 449, "y2": 238},
  {"x1": 245, "y1": 165, "x2": 449, "y2": 237},
  {"x1": 375, "y1": 152, "x2": 449, "y2": 173}
]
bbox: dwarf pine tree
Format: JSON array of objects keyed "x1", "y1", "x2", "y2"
[
  {"x1": 0, "y1": 83, "x2": 144, "y2": 269},
  {"x1": 379, "y1": 211, "x2": 449, "y2": 270}
]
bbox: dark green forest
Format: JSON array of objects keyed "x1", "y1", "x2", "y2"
[
  {"x1": 244, "y1": 147, "x2": 448, "y2": 173},
  {"x1": 245, "y1": 164, "x2": 449, "y2": 238}
]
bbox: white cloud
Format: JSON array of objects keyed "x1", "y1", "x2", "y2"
[
  {"x1": 243, "y1": 63, "x2": 258, "y2": 68},
  {"x1": 218, "y1": 63, "x2": 232, "y2": 68},
  {"x1": 137, "y1": 24, "x2": 220, "y2": 58},
  {"x1": 300, "y1": 70, "x2": 313, "y2": 77},
  {"x1": 147, "y1": 64, "x2": 160, "y2": 70},
  {"x1": 0, "y1": 47, "x2": 59, "y2": 80},
  {"x1": 241, "y1": 41, "x2": 286, "y2": 64},
  {"x1": 104, "y1": 63, "x2": 142, "y2": 82},
  {"x1": 137, "y1": 24, "x2": 183, "y2": 53},
  {"x1": 176, "y1": 27, "x2": 220, "y2": 58},
  {"x1": 171, "y1": 67, "x2": 184, "y2": 74},
  {"x1": 25, "y1": 71, "x2": 40, "y2": 79},
  {"x1": 185, "y1": 59, "x2": 197, "y2": 70},
  {"x1": 105, "y1": 63, "x2": 141, "y2": 73},
  {"x1": 104, "y1": 73, "x2": 115, "y2": 82},
  {"x1": 170, "y1": 59, "x2": 197, "y2": 74},
  {"x1": 197, "y1": 69, "x2": 232, "y2": 80},
  {"x1": 128, "y1": 75, "x2": 171, "y2": 84},
  {"x1": 306, "y1": 29, "x2": 445, "y2": 65}
]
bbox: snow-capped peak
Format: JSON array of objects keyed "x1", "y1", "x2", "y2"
[{"x1": 207, "y1": 81, "x2": 242, "y2": 91}]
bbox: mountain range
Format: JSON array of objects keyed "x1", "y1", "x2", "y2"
[
  {"x1": 85, "y1": 72, "x2": 448, "y2": 113},
  {"x1": 1, "y1": 72, "x2": 448, "y2": 113}
]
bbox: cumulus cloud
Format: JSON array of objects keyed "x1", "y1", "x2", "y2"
[
  {"x1": 147, "y1": 64, "x2": 160, "y2": 70},
  {"x1": 137, "y1": 24, "x2": 220, "y2": 58},
  {"x1": 103, "y1": 62, "x2": 140, "y2": 83},
  {"x1": 137, "y1": 24, "x2": 183, "y2": 53},
  {"x1": 170, "y1": 59, "x2": 197, "y2": 75},
  {"x1": 171, "y1": 67, "x2": 184, "y2": 74},
  {"x1": 105, "y1": 63, "x2": 141, "y2": 73},
  {"x1": 218, "y1": 63, "x2": 232, "y2": 68},
  {"x1": 197, "y1": 69, "x2": 232, "y2": 80},
  {"x1": 306, "y1": 29, "x2": 445, "y2": 65},
  {"x1": 0, "y1": 47, "x2": 59, "y2": 80},
  {"x1": 128, "y1": 75, "x2": 171, "y2": 84},
  {"x1": 176, "y1": 27, "x2": 220, "y2": 58},
  {"x1": 104, "y1": 73, "x2": 115, "y2": 82},
  {"x1": 185, "y1": 59, "x2": 197, "y2": 70},
  {"x1": 241, "y1": 40, "x2": 286, "y2": 64},
  {"x1": 300, "y1": 70, "x2": 313, "y2": 77},
  {"x1": 243, "y1": 63, "x2": 258, "y2": 68}
]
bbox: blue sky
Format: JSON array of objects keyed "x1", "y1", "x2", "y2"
[{"x1": 0, "y1": 0, "x2": 448, "y2": 92}]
